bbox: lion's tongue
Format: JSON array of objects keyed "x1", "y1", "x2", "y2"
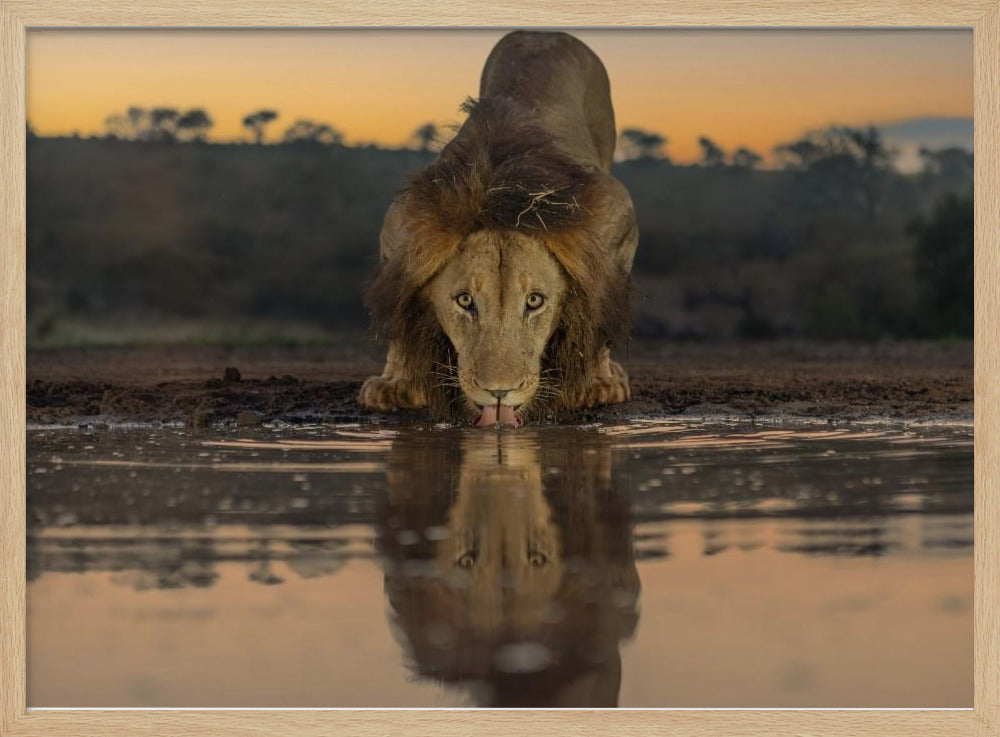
[
  {"x1": 475, "y1": 405, "x2": 498, "y2": 427},
  {"x1": 474, "y1": 404, "x2": 521, "y2": 427},
  {"x1": 499, "y1": 405, "x2": 522, "y2": 426}
]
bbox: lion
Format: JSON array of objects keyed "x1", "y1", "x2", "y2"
[
  {"x1": 376, "y1": 428, "x2": 640, "y2": 706},
  {"x1": 359, "y1": 30, "x2": 638, "y2": 426}
]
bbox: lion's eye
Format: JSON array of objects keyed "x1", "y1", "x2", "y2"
[
  {"x1": 455, "y1": 292, "x2": 475, "y2": 310},
  {"x1": 456, "y1": 551, "x2": 477, "y2": 568},
  {"x1": 527, "y1": 550, "x2": 548, "y2": 567},
  {"x1": 525, "y1": 293, "x2": 545, "y2": 311}
]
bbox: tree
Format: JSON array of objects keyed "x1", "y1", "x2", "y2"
[
  {"x1": 242, "y1": 109, "x2": 279, "y2": 144},
  {"x1": 731, "y1": 147, "x2": 762, "y2": 169},
  {"x1": 773, "y1": 138, "x2": 825, "y2": 170},
  {"x1": 147, "y1": 107, "x2": 180, "y2": 142},
  {"x1": 920, "y1": 147, "x2": 974, "y2": 181},
  {"x1": 911, "y1": 193, "x2": 973, "y2": 336},
  {"x1": 841, "y1": 125, "x2": 893, "y2": 170},
  {"x1": 104, "y1": 113, "x2": 130, "y2": 140},
  {"x1": 282, "y1": 119, "x2": 344, "y2": 145},
  {"x1": 698, "y1": 136, "x2": 726, "y2": 167},
  {"x1": 412, "y1": 122, "x2": 439, "y2": 152},
  {"x1": 837, "y1": 126, "x2": 895, "y2": 219},
  {"x1": 775, "y1": 125, "x2": 894, "y2": 171},
  {"x1": 103, "y1": 106, "x2": 198, "y2": 142},
  {"x1": 773, "y1": 125, "x2": 896, "y2": 218},
  {"x1": 176, "y1": 109, "x2": 213, "y2": 142},
  {"x1": 126, "y1": 106, "x2": 146, "y2": 135},
  {"x1": 101, "y1": 106, "x2": 150, "y2": 141},
  {"x1": 619, "y1": 128, "x2": 667, "y2": 161}
]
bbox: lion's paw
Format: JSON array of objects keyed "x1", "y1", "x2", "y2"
[
  {"x1": 607, "y1": 359, "x2": 628, "y2": 382},
  {"x1": 358, "y1": 376, "x2": 427, "y2": 412},
  {"x1": 581, "y1": 367, "x2": 631, "y2": 409}
]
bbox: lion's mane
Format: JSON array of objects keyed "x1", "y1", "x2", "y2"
[{"x1": 367, "y1": 97, "x2": 631, "y2": 421}]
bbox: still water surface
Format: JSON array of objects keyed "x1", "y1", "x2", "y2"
[{"x1": 26, "y1": 420, "x2": 972, "y2": 707}]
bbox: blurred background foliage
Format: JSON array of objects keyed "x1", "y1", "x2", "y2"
[{"x1": 26, "y1": 109, "x2": 973, "y2": 347}]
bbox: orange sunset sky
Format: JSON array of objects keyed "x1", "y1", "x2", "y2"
[{"x1": 26, "y1": 29, "x2": 972, "y2": 163}]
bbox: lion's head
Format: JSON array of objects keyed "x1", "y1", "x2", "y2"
[
  {"x1": 424, "y1": 230, "x2": 567, "y2": 423},
  {"x1": 368, "y1": 98, "x2": 636, "y2": 424}
]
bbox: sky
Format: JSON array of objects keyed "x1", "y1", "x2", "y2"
[{"x1": 26, "y1": 29, "x2": 973, "y2": 164}]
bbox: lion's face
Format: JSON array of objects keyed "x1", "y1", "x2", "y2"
[
  {"x1": 435, "y1": 435, "x2": 563, "y2": 633},
  {"x1": 426, "y1": 230, "x2": 566, "y2": 425},
  {"x1": 378, "y1": 427, "x2": 640, "y2": 706}
]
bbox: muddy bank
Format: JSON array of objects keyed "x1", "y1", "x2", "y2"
[{"x1": 26, "y1": 341, "x2": 972, "y2": 427}]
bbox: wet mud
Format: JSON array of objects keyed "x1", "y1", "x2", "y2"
[{"x1": 26, "y1": 341, "x2": 972, "y2": 427}]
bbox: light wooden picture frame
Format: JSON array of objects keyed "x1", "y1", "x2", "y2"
[{"x1": 1, "y1": 1, "x2": 997, "y2": 735}]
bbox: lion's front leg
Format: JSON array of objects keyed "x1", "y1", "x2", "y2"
[
  {"x1": 577, "y1": 346, "x2": 630, "y2": 409},
  {"x1": 358, "y1": 344, "x2": 427, "y2": 412}
]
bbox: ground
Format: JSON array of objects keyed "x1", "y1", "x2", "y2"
[{"x1": 26, "y1": 340, "x2": 972, "y2": 427}]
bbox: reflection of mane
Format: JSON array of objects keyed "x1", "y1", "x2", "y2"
[
  {"x1": 366, "y1": 96, "x2": 633, "y2": 421},
  {"x1": 377, "y1": 429, "x2": 639, "y2": 707}
]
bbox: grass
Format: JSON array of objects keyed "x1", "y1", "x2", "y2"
[{"x1": 27, "y1": 317, "x2": 370, "y2": 350}]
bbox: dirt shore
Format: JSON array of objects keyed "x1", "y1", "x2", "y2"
[{"x1": 26, "y1": 341, "x2": 973, "y2": 427}]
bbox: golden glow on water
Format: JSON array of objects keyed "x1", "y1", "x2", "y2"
[
  {"x1": 58, "y1": 458, "x2": 385, "y2": 473},
  {"x1": 27, "y1": 29, "x2": 972, "y2": 162},
  {"x1": 26, "y1": 422, "x2": 973, "y2": 706},
  {"x1": 28, "y1": 540, "x2": 970, "y2": 707},
  {"x1": 203, "y1": 437, "x2": 393, "y2": 452}
]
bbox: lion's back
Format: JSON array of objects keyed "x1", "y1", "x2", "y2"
[{"x1": 478, "y1": 31, "x2": 616, "y2": 171}]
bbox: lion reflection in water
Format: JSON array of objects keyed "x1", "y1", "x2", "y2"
[{"x1": 377, "y1": 429, "x2": 639, "y2": 707}]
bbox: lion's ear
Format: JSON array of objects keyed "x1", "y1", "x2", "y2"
[
  {"x1": 591, "y1": 174, "x2": 639, "y2": 273},
  {"x1": 378, "y1": 195, "x2": 464, "y2": 288},
  {"x1": 379, "y1": 198, "x2": 409, "y2": 265},
  {"x1": 545, "y1": 174, "x2": 636, "y2": 287}
]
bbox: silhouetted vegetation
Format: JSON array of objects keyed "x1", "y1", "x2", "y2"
[
  {"x1": 176, "y1": 109, "x2": 213, "y2": 142},
  {"x1": 282, "y1": 119, "x2": 344, "y2": 145},
  {"x1": 242, "y1": 109, "x2": 279, "y2": 144},
  {"x1": 911, "y1": 193, "x2": 974, "y2": 337},
  {"x1": 25, "y1": 118, "x2": 973, "y2": 346},
  {"x1": 104, "y1": 106, "x2": 214, "y2": 143},
  {"x1": 920, "y1": 147, "x2": 974, "y2": 187},
  {"x1": 27, "y1": 137, "x2": 431, "y2": 339},
  {"x1": 698, "y1": 136, "x2": 725, "y2": 167},
  {"x1": 619, "y1": 128, "x2": 668, "y2": 162},
  {"x1": 412, "y1": 122, "x2": 439, "y2": 152},
  {"x1": 773, "y1": 125, "x2": 898, "y2": 220},
  {"x1": 731, "y1": 147, "x2": 762, "y2": 170}
]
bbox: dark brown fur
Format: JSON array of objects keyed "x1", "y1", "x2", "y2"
[
  {"x1": 367, "y1": 97, "x2": 632, "y2": 422},
  {"x1": 408, "y1": 98, "x2": 600, "y2": 234},
  {"x1": 375, "y1": 429, "x2": 638, "y2": 706}
]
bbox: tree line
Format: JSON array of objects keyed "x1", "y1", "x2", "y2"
[
  {"x1": 94, "y1": 108, "x2": 973, "y2": 181},
  {"x1": 619, "y1": 124, "x2": 971, "y2": 178},
  {"x1": 100, "y1": 106, "x2": 442, "y2": 148}
]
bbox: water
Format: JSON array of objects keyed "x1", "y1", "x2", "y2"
[{"x1": 26, "y1": 420, "x2": 973, "y2": 707}]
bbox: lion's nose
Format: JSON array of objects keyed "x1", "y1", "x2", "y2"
[{"x1": 488, "y1": 388, "x2": 514, "y2": 400}]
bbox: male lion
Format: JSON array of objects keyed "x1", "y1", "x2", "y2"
[
  {"x1": 377, "y1": 428, "x2": 639, "y2": 706},
  {"x1": 360, "y1": 31, "x2": 638, "y2": 426}
]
